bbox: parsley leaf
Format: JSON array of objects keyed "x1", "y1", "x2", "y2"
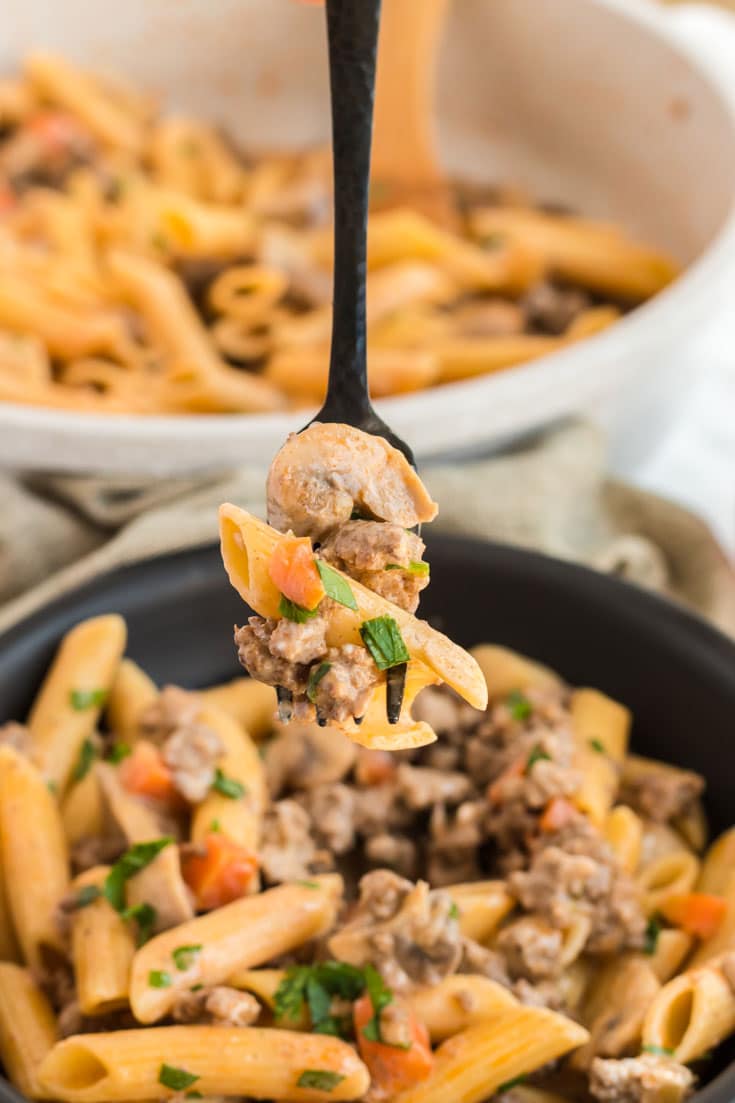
[
  {"x1": 149, "y1": 970, "x2": 171, "y2": 988},
  {"x1": 211, "y1": 769, "x2": 245, "y2": 800},
  {"x1": 362, "y1": 964, "x2": 396, "y2": 1045},
  {"x1": 315, "y1": 560, "x2": 358, "y2": 610},
  {"x1": 104, "y1": 839, "x2": 173, "y2": 911},
  {"x1": 589, "y1": 737, "x2": 606, "y2": 754},
  {"x1": 449, "y1": 902, "x2": 460, "y2": 920},
  {"x1": 209, "y1": 819, "x2": 222, "y2": 833},
  {"x1": 279, "y1": 595, "x2": 319, "y2": 623},
  {"x1": 70, "y1": 688, "x2": 108, "y2": 711},
  {"x1": 297, "y1": 880, "x2": 320, "y2": 889},
  {"x1": 274, "y1": 962, "x2": 371, "y2": 1036},
  {"x1": 72, "y1": 738, "x2": 97, "y2": 783},
  {"x1": 498, "y1": 1074, "x2": 528, "y2": 1093},
  {"x1": 643, "y1": 916, "x2": 661, "y2": 956},
  {"x1": 642, "y1": 1044, "x2": 675, "y2": 1057},
  {"x1": 307, "y1": 662, "x2": 332, "y2": 704},
  {"x1": 360, "y1": 616, "x2": 410, "y2": 670},
  {"x1": 108, "y1": 741, "x2": 132, "y2": 764},
  {"x1": 121, "y1": 902, "x2": 157, "y2": 946},
  {"x1": 173, "y1": 944, "x2": 203, "y2": 971},
  {"x1": 297, "y1": 1070, "x2": 345, "y2": 1092},
  {"x1": 158, "y1": 1065, "x2": 200, "y2": 1091},
  {"x1": 506, "y1": 690, "x2": 532, "y2": 721},
  {"x1": 384, "y1": 561, "x2": 430, "y2": 577},
  {"x1": 525, "y1": 744, "x2": 551, "y2": 774},
  {"x1": 72, "y1": 884, "x2": 102, "y2": 910}
]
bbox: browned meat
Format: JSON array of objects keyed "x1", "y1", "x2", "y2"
[
  {"x1": 396, "y1": 764, "x2": 472, "y2": 810},
  {"x1": 269, "y1": 615, "x2": 328, "y2": 665},
  {"x1": 234, "y1": 618, "x2": 312, "y2": 694},
  {"x1": 352, "y1": 783, "x2": 414, "y2": 838},
  {"x1": 310, "y1": 645, "x2": 380, "y2": 724},
  {"x1": 523, "y1": 280, "x2": 590, "y2": 335},
  {"x1": 162, "y1": 722, "x2": 223, "y2": 803},
  {"x1": 264, "y1": 723, "x2": 357, "y2": 796},
  {"x1": 454, "y1": 298, "x2": 525, "y2": 338},
  {"x1": 0, "y1": 722, "x2": 31, "y2": 755},
  {"x1": 70, "y1": 834, "x2": 124, "y2": 875},
  {"x1": 412, "y1": 686, "x2": 478, "y2": 739},
  {"x1": 173, "y1": 985, "x2": 260, "y2": 1027},
  {"x1": 427, "y1": 801, "x2": 485, "y2": 886},
  {"x1": 621, "y1": 765, "x2": 704, "y2": 824},
  {"x1": 298, "y1": 783, "x2": 356, "y2": 855},
  {"x1": 458, "y1": 938, "x2": 511, "y2": 988},
  {"x1": 496, "y1": 916, "x2": 565, "y2": 980},
  {"x1": 259, "y1": 799, "x2": 330, "y2": 883},
  {"x1": 590, "y1": 1055, "x2": 694, "y2": 1103},
  {"x1": 319, "y1": 522, "x2": 428, "y2": 612},
  {"x1": 328, "y1": 870, "x2": 463, "y2": 991},
  {"x1": 365, "y1": 834, "x2": 418, "y2": 879},
  {"x1": 0, "y1": 115, "x2": 94, "y2": 192},
  {"x1": 57, "y1": 1001, "x2": 136, "y2": 1039},
  {"x1": 139, "y1": 686, "x2": 200, "y2": 743}
]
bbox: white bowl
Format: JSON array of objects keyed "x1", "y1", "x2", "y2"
[{"x1": 1, "y1": 0, "x2": 735, "y2": 475}]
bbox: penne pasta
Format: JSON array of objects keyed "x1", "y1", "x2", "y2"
[
  {"x1": 636, "y1": 851, "x2": 700, "y2": 916},
  {"x1": 106, "y1": 659, "x2": 158, "y2": 743},
  {"x1": 448, "y1": 881, "x2": 515, "y2": 945},
  {"x1": 697, "y1": 826, "x2": 735, "y2": 895},
  {"x1": 572, "y1": 957, "x2": 660, "y2": 1067},
  {"x1": 570, "y1": 689, "x2": 630, "y2": 826},
  {"x1": 643, "y1": 957, "x2": 735, "y2": 1063},
  {"x1": 689, "y1": 872, "x2": 735, "y2": 967},
  {"x1": 27, "y1": 614, "x2": 126, "y2": 794},
  {"x1": 61, "y1": 770, "x2": 105, "y2": 846},
  {"x1": 198, "y1": 677, "x2": 276, "y2": 740},
  {"x1": 0, "y1": 963, "x2": 57, "y2": 1099},
  {"x1": 604, "y1": 805, "x2": 644, "y2": 873},
  {"x1": 469, "y1": 644, "x2": 561, "y2": 702},
  {"x1": 70, "y1": 866, "x2": 136, "y2": 1016},
  {"x1": 405, "y1": 976, "x2": 517, "y2": 1044}
]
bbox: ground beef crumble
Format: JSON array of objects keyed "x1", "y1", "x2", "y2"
[
  {"x1": 590, "y1": 1055, "x2": 694, "y2": 1103},
  {"x1": 319, "y1": 521, "x2": 428, "y2": 612}
]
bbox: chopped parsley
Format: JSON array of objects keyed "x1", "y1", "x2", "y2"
[
  {"x1": 279, "y1": 595, "x2": 319, "y2": 623},
  {"x1": 589, "y1": 737, "x2": 606, "y2": 754},
  {"x1": 72, "y1": 738, "x2": 97, "y2": 783},
  {"x1": 525, "y1": 744, "x2": 551, "y2": 773},
  {"x1": 642, "y1": 1045, "x2": 675, "y2": 1057},
  {"x1": 384, "y1": 561, "x2": 430, "y2": 577},
  {"x1": 70, "y1": 688, "x2": 108, "y2": 711},
  {"x1": 307, "y1": 662, "x2": 332, "y2": 704},
  {"x1": 121, "y1": 902, "x2": 157, "y2": 946},
  {"x1": 361, "y1": 964, "x2": 397, "y2": 1045},
  {"x1": 497, "y1": 1074, "x2": 528, "y2": 1093},
  {"x1": 46, "y1": 780, "x2": 58, "y2": 795},
  {"x1": 296, "y1": 1070, "x2": 345, "y2": 1092},
  {"x1": 506, "y1": 690, "x2": 532, "y2": 721},
  {"x1": 482, "y1": 232, "x2": 506, "y2": 250},
  {"x1": 209, "y1": 819, "x2": 222, "y2": 833},
  {"x1": 315, "y1": 560, "x2": 358, "y2": 610},
  {"x1": 448, "y1": 902, "x2": 460, "y2": 920},
  {"x1": 211, "y1": 769, "x2": 245, "y2": 800},
  {"x1": 297, "y1": 880, "x2": 321, "y2": 889},
  {"x1": 108, "y1": 741, "x2": 132, "y2": 764},
  {"x1": 71, "y1": 884, "x2": 102, "y2": 910},
  {"x1": 158, "y1": 1065, "x2": 200, "y2": 1092},
  {"x1": 360, "y1": 616, "x2": 410, "y2": 671},
  {"x1": 173, "y1": 945, "x2": 203, "y2": 971},
  {"x1": 104, "y1": 838, "x2": 173, "y2": 911},
  {"x1": 186, "y1": 1094, "x2": 202, "y2": 1100},
  {"x1": 643, "y1": 916, "x2": 661, "y2": 956},
  {"x1": 148, "y1": 970, "x2": 172, "y2": 988},
  {"x1": 190, "y1": 984, "x2": 204, "y2": 992},
  {"x1": 274, "y1": 962, "x2": 368, "y2": 1037}
]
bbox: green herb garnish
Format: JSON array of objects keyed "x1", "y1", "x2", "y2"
[
  {"x1": 642, "y1": 1045, "x2": 675, "y2": 1057},
  {"x1": 72, "y1": 884, "x2": 102, "y2": 910},
  {"x1": 297, "y1": 880, "x2": 321, "y2": 889},
  {"x1": 448, "y1": 902, "x2": 460, "y2": 920},
  {"x1": 274, "y1": 962, "x2": 368, "y2": 1038},
  {"x1": 211, "y1": 769, "x2": 245, "y2": 800},
  {"x1": 46, "y1": 780, "x2": 58, "y2": 795},
  {"x1": 186, "y1": 1094, "x2": 202, "y2": 1100},
  {"x1": 72, "y1": 738, "x2": 97, "y2": 783},
  {"x1": 279, "y1": 595, "x2": 319, "y2": 623},
  {"x1": 209, "y1": 819, "x2": 222, "y2": 833},
  {"x1": 173, "y1": 945, "x2": 203, "y2": 971},
  {"x1": 190, "y1": 984, "x2": 204, "y2": 992},
  {"x1": 360, "y1": 616, "x2": 410, "y2": 670},
  {"x1": 506, "y1": 690, "x2": 532, "y2": 721},
  {"x1": 498, "y1": 1074, "x2": 528, "y2": 1093},
  {"x1": 296, "y1": 1070, "x2": 345, "y2": 1092},
  {"x1": 589, "y1": 737, "x2": 606, "y2": 754},
  {"x1": 525, "y1": 744, "x2": 551, "y2": 774},
  {"x1": 362, "y1": 964, "x2": 397, "y2": 1045},
  {"x1": 307, "y1": 662, "x2": 332, "y2": 704},
  {"x1": 108, "y1": 741, "x2": 132, "y2": 764},
  {"x1": 158, "y1": 1065, "x2": 200, "y2": 1092},
  {"x1": 384, "y1": 561, "x2": 430, "y2": 577},
  {"x1": 315, "y1": 560, "x2": 358, "y2": 610},
  {"x1": 643, "y1": 916, "x2": 661, "y2": 956},
  {"x1": 104, "y1": 838, "x2": 173, "y2": 911},
  {"x1": 149, "y1": 970, "x2": 172, "y2": 988},
  {"x1": 70, "y1": 688, "x2": 108, "y2": 711},
  {"x1": 121, "y1": 902, "x2": 157, "y2": 946}
]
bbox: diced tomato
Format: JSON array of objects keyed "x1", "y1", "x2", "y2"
[
  {"x1": 26, "y1": 110, "x2": 87, "y2": 154},
  {"x1": 487, "y1": 756, "x2": 525, "y2": 804},
  {"x1": 355, "y1": 749, "x2": 397, "y2": 787},
  {"x1": 659, "y1": 893, "x2": 727, "y2": 940},
  {"x1": 268, "y1": 535, "x2": 325, "y2": 611},
  {"x1": 181, "y1": 832, "x2": 259, "y2": 911},
  {"x1": 539, "y1": 797, "x2": 577, "y2": 833},
  {"x1": 119, "y1": 740, "x2": 180, "y2": 806},
  {"x1": 353, "y1": 994, "x2": 433, "y2": 1096}
]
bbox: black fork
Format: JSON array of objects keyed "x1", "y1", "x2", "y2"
[{"x1": 285, "y1": 0, "x2": 409, "y2": 726}]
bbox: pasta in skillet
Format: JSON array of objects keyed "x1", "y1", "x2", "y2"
[
  {"x1": 0, "y1": 53, "x2": 679, "y2": 416},
  {"x1": 0, "y1": 619, "x2": 733, "y2": 1103}
]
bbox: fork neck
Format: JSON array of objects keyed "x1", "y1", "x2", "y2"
[{"x1": 324, "y1": 0, "x2": 382, "y2": 423}]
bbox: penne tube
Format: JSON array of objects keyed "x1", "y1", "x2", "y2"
[
  {"x1": 149, "y1": 117, "x2": 245, "y2": 204},
  {"x1": 392, "y1": 1004, "x2": 588, "y2": 1103},
  {"x1": 636, "y1": 851, "x2": 700, "y2": 916},
  {"x1": 697, "y1": 827, "x2": 735, "y2": 895},
  {"x1": 572, "y1": 957, "x2": 660, "y2": 1067},
  {"x1": 229, "y1": 968, "x2": 288, "y2": 1007},
  {"x1": 198, "y1": 678, "x2": 276, "y2": 740},
  {"x1": 118, "y1": 183, "x2": 255, "y2": 260},
  {"x1": 106, "y1": 659, "x2": 158, "y2": 743},
  {"x1": 27, "y1": 614, "x2": 127, "y2": 794},
  {"x1": 434, "y1": 332, "x2": 559, "y2": 383},
  {"x1": 640, "y1": 820, "x2": 694, "y2": 867},
  {"x1": 570, "y1": 689, "x2": 630, "y2": 826},
  {"x1": 39, "y1": 1025, "x2": 369, "y2": 1103},
  {"x1": 266, "y1": 345, "x2": 440, "y2": 401},
  {"x1": 71, "y1": 866, "x2": 136, "y2": 1016},
  {"x1": 208, "y1": 264, "x2": 288, "y2": 323},
  {"x1": 190, "y1": 706, "x2": 268, "y2": 855},
  {"x1": 61, "y1": 770, "x2": 105, "y2": 846},
  {"x1": 643, "y1": 958, "x2": 735, "y2": 1063},
  {"x1": 690, "y1": 872, "x2": 735, "y2": 967},
  {"x1": 0, "y1": 858, "x2": 21, "y2": 962},
  {"x1": 674, "y1": 800, "x2": 708, "y2": 854},
  {"x1": 129, "y1": 875, "x2": 343, "y2": 1023},
  {"x1": 406, "y1": 976, "x2": 517, "y2": 1044},
  {"x1": 604, "y1": 805, "x2": 644, "y2": 873},
  {"x1": 649, "y1": 928, "x2": 694, "y2": 983},
  {"x1": 449, "y1": 881, "x2": 515, "y2": 945},
  {"x1": 469, "y1": 644, "x2": 561, "y2": 702},
  {"x1": 0, "y1": 746, "x2": 69, "y2": 969},
  {"x1": 0, "y1": 963, "x2": 57, "y2": 1099}
]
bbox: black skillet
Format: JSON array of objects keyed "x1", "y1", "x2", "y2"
[{"x1": 1, "y1": 536, "x2": 735, "y2": 1102}]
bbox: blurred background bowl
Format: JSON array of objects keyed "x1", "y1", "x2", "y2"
[{"x1": 0, "y1": 0, "x2": 734, "y2": 476}]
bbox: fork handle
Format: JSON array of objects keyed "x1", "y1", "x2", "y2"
[{"x1": 323, "y1": 0, "x2": 382, "y2": 423}]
